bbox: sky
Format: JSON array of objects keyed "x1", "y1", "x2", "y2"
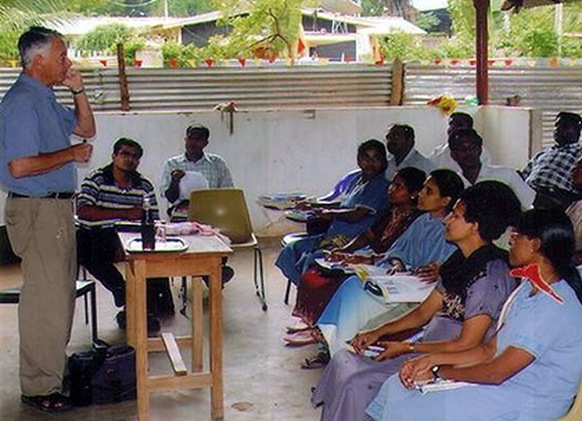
[{"x1": 410, "y1": 0, "x2": 449, "y2": 11}]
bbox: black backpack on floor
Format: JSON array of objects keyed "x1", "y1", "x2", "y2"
[{"x1": 69, "y1": 342, "x2": 136, "y2": 406}]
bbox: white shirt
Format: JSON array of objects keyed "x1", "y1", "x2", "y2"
[
  {"x1": 458, "y1": 163, "x2": 536, "y2": 209},
  {"x1": 430, "y1": 142, "x2": 492, "y2": 172},
  {"x1": 385, "y1": 149, "x2": 435, "y2": 182}
]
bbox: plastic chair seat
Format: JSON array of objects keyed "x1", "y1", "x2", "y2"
[
  {"x1": 188, "y1": 188, "x2": 267, "y2": 311},
  {"x1": 0, "y1": 279, "x2": 98, "y2": 342}
]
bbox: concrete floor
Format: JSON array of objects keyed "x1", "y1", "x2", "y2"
[{"x1": 0, "y1": 238, "x2": 323, "y2": 421}]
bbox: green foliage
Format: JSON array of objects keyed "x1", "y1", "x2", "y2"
[
  {"x1": 161, "y1": 42, "x2": 201, "y2": 67},
  {"x1": 496, "y1": 7, "x2": 558, "y2": 57},
  {"x1": 123, "y1": 37, "x2": 146, "y2": 65},
  {"x1": 361, "y1": 0, "x2": 385, "y2": 16},
  {"x1": 74, "y1": 23, "x2": 135, "y2": 53},
  {"x1": 0, "y1": 29, "x2": 19, "y2": 62},
  {"x1": 379, "y1": 32, "x2": 441, "y2": 61},
  {"x1": 518, "y1": 28, "x2": 558, "y2": 57},
  {"x1": 0, "y1": 0, "x2": 71, "y2": 32},
  {"x1": 62, "y1": 0, "x2": 112, "y2": 15},
  {"x1": 212, "y1": 0, "x2": 315, "y2": 60},
  {"x1": 149, "y1": 0, "x2": 214, "y2": 17},
  {"x1": 447, "y1": 0, "x2": 475, "y2": 44},
  {"x1": 562, "y1": 37, "x2": 582, "y2": 58},
  {"x1": 415, "y1": 12, "x2": 440, "y2": 31}
]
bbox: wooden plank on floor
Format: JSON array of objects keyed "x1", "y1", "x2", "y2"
[{"x1": 161, "y1": 332, "x2": 188, "y2": 376}]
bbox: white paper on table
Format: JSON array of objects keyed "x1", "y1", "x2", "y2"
[
  {"x1": 179, "y1": 171, "x2": 209, "y2": 200},
  {"x1": 364, "y1": 274, "x2": 434, "y2": 303}
]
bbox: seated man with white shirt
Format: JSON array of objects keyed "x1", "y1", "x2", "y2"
[
  {"x1": 161, "y1": 123, "x2": 235, "y2": 284},
  {"x1": 161, "y1": 124, "x2": 234, "y2": 221},
  {"x1": 384, "y1": 124, "x2": 434, "y2": 182},
  {"x1": 430, "y1": 112, "x2": 492, "y2": 171},
  {"x1": 449, "y1": 128, "x2": 535, "y2": 208}
]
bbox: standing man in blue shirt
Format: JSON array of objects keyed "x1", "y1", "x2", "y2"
[{"x1": 0, "y1": 27, "x2": 95, "y2": 413}]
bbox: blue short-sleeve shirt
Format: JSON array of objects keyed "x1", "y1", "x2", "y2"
[
  {"x1": 497, "y1": 280, "x2": 582, "y2": 414},
  {"x1": 0, "y1": 74, "x2": 77, "y2": 195}
]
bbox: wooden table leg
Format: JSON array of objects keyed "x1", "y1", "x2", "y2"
[
  {"x1": 126, "y1": 261, "x2": 136, "y2": 347},
  {"x1": 208, "y1": 258, "x2": 224, "y2": 420},
  {"x1": 134, "y1": 260, "x2": 150, "y2": 421},
  {"x1": 192, "y1": 276, "x2": 203, "y2": 372}
]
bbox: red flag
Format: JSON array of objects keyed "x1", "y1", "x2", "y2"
[
  {"x1": 509, "y1": 263, "x2": 564, "y2": 304},
  {"x1": 297, "y1": 38, "x2": 306, "y2": 55}
]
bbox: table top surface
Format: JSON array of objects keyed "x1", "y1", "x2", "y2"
[{"x1": 118, "y1": 232, "x2": 232, "y2": 258}]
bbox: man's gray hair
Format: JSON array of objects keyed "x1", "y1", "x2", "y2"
[{"x1": 18, "y1": 26, "x2": 64, "y2": 68}]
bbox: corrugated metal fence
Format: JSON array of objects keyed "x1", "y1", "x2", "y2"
[
  {"x1": 404, "y1": 64, "x2": 582, "y2": 148},
  {"x1": 0, "y1": 63, "x2": 580, "y2": 145}
]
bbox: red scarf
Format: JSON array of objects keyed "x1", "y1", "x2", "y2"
[{"x1": 509, "y1": 263, "x2": 564, "y2": 304}]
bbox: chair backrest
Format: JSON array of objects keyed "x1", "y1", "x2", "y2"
[{"x1": 188, "y1": 188, "x2": 254, "y2": 244}]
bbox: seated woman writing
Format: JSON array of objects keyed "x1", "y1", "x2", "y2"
[
  {"x1": 311, "y1": 181, "x2": 522, "y2": 421},
  {"x1": 314, "y1": 169, "x2": 465, "y2": 355},
  {"x1": 368, "y1": 208, "x2": 582, "y2": 421},
  {"x1": 276, "y1": 139, "x2": 390, "y2": 286},
  {"x1": 289, "y1": 167, "x2": 426, "y2": 333}
]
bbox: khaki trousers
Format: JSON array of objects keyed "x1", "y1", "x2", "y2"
[{"x1": 5, "y1": 197, "x2": 77, "y2": 396}]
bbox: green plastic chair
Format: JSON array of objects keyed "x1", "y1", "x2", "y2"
[{"x1": 188, "y1": 188, "x2": 267, "y2": 311}]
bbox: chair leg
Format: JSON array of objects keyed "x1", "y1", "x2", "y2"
[
  {"x1": 180, "y1": 276, "x2": 189, "y2": 318},
  {"x1": 84, "y1": 291, "x2": 89, "y2": 325},
  {"x1": 253, "y1": 247, "x2": 267, "y2": 311},
  {"x1": 284, "y1": 280, "x2": 292, "y2": 305},
  {"x1": 89, "y1": 283, "x2": 98, "y2": 344}
]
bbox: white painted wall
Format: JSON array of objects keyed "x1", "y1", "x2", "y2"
[{"x1": 0, "y1": 106, "x2": 535, "y2": 236}]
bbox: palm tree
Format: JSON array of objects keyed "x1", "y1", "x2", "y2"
[{"x1": 0, "y1": 0, "x2": 71, "y2": 31}]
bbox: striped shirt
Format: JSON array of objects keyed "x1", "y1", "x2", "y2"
[{"x1": 77, "y1": 163, "x2": 159, "y2": 228}]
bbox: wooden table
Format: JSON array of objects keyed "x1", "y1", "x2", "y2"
[{"x1": 119, "y1": 233, "x2": 232, "y2": 421}]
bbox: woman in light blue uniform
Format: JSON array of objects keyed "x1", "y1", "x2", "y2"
[
  {"x1": 317, "y1": 169, "x2": 464, "y2": 354},
  {"x1": 368, "y1": 208, "x2": 582, "y2": 421},
  {"x1": 275, "y1": 139, "x2": 390, "y2": 285}
]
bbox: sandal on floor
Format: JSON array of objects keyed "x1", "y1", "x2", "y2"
[
  {"x1": 21, "y1": 392, "x2": 73, "y2": 413},
  {"x1": 286, "y1": 320, "x2": 313, "y2": 334},
  {"x1": 283, "y1": 330, "x2": 317, "y2": 347},
  {"x1": 301, "y1": 351, "x2": 330, "y2": 369}
]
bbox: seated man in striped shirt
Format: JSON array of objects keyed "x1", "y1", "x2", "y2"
[{"x1": 76, "y1": 137, "x2": 161, "y2": 332}]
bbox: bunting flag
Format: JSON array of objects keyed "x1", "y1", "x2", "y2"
[
  {"x1": 297, "y1": 38, "x2": 306, "y2": 55},
  {"x1": 238, "y1": 57, "x2": 246, "y2": 67},
  {"x1": 509, "y1": 263, "x2": 564, "y2": 304}
]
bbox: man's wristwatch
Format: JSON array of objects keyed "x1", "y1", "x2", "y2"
[
  {"x1": 431, "y1": 365, "x2": 442, "y2": 382},
  {"x1": 70, "y1": 87, "x2": 85, "y2": 95}
]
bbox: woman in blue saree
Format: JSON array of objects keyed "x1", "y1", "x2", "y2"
[{"x1": 275, "y1": 139, "x2": 390, "y2": 286}]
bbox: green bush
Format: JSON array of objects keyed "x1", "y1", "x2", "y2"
[
  {"x1": 74, "y1": 23, "x2": 135, "y2": 53},
  {"x1": 161, "y1": 42, "x2": 201, "y2": 67}
]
